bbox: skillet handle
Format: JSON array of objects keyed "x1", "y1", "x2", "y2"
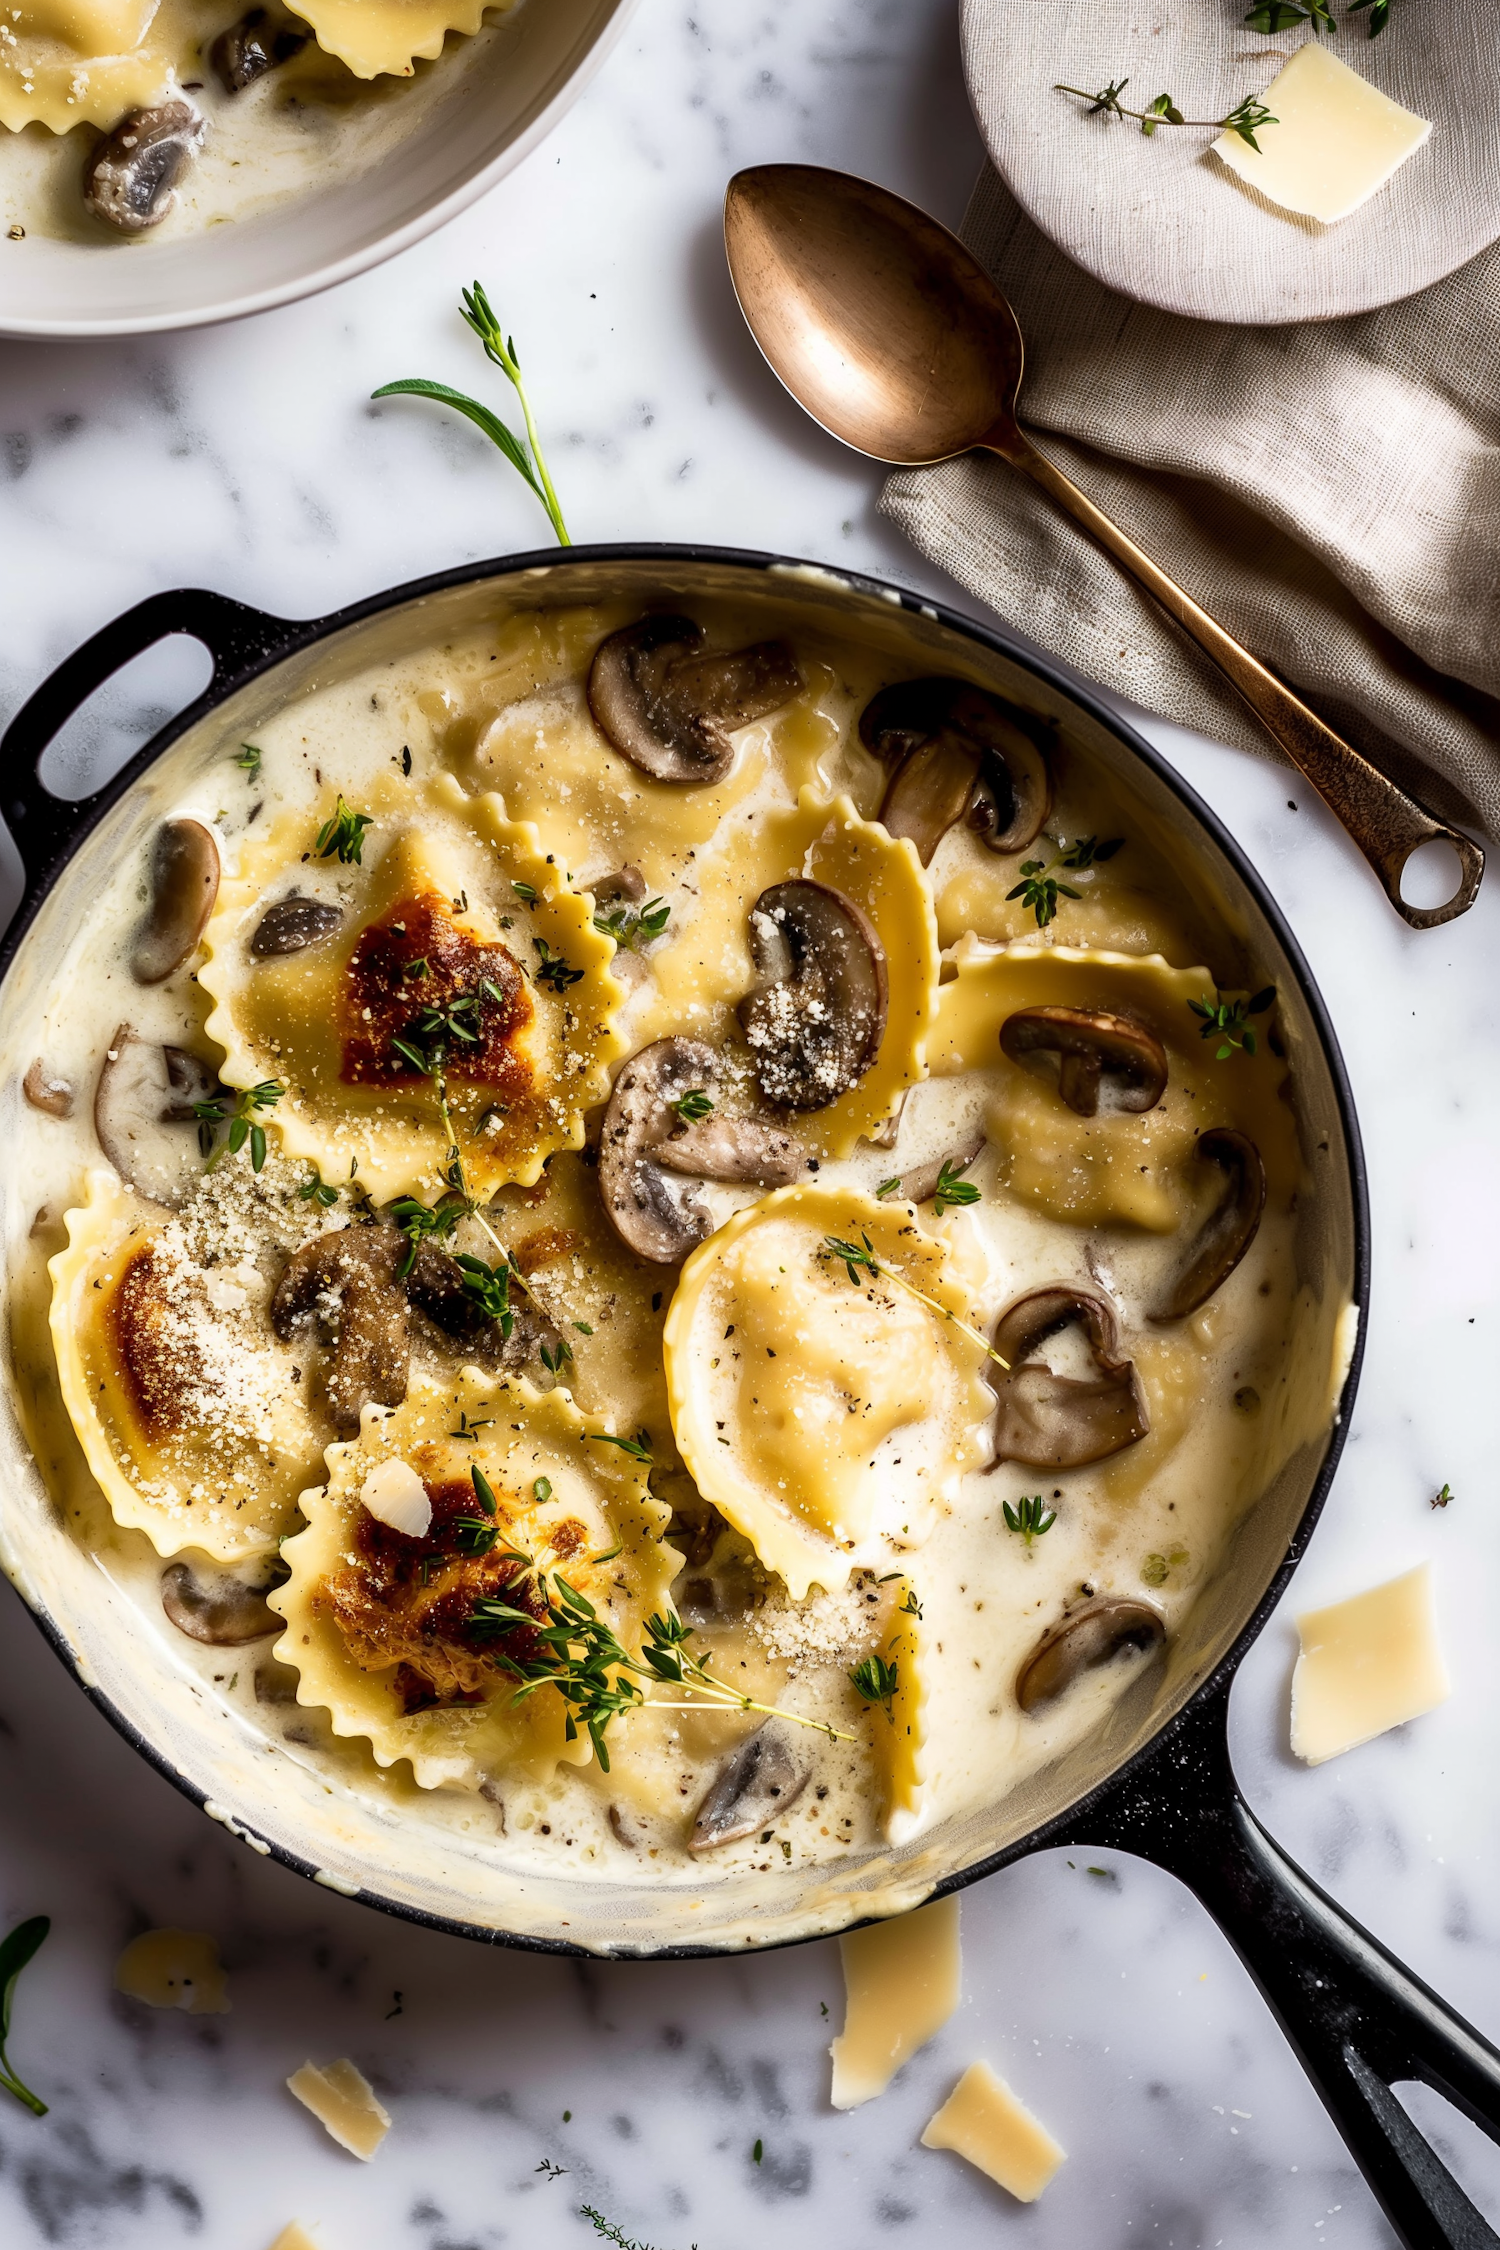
[
  {"x1": 0, "y1": 588, "x2": 304, "y2": 910},
  {"x1": 1067, "y1": 1682, "x2": 1500, "y2": 2250}
]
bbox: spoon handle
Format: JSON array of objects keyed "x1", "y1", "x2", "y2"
[{"x1": 991, "y1": 431, "x2": 1483, "y2": 930}]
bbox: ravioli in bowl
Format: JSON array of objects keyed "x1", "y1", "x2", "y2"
[{"x1": 18, "y1": 590, "x2": 1346, "y2": 1898}]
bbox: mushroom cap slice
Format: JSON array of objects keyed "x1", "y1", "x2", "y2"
[
  {"x1": 588, "y1": 615, "x2": 803, "y2": 784},
  {"x1": 690, "y1": 1722, "x2": 809, "y2": 1850},
  {"x1": 1000, "y1": 1005, "x2": 1168, "y2": 1119},
  {"x1": 23, "y1": 1060, "x2": 73, "y2": 1119},
  {"x1": 989, "y1": 1284, "x2": 1149, "y2": 1469},
  {"x1": 94, "y1": 1027, "x2": 219, "y2": 1209},
  {"x1": 598, "y1": 1037, "x2": 720, "y2": 1263},
  {"x1": 860, "y1": 678, "x2": 1052, "y2": 860},
  {"x1": 160, "y1": 1561, "x2": 280, "y2": 1645},
  {"x1": 1015, "y1": 1597, "x2": 1165, "y2": 1713},
  {"x1": 739, "y1": 879, "x2": 888, "y2": 1111},
  {"x1": 270, "y1": 1223, "x2": 410, "y2": 1432},
  {"x1": 131, "y1": 818, "x2": 221, "y2": 985},
  {"x1": 83, "y1": 100, "x2": 205, "y2": 236},
  {"x1": 249, "y1": 896, "x2": 344, "y2": 958},
  {"x1": 1153, "y1": 1128, "x2": 1266, "y2": 1322},
  {"x1": 652, "y1": 1115, "x2": 806, "y2": 1188}
]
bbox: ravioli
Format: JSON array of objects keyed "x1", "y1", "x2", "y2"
[
  {"x1": 199, "y1": 773, "x2": 626, "y2": 1206},
  {"x1": 664, "y1": 1184, "x2": 992, "y2": 1600},
  {"x1": 291, "y1": 0, "x2": 512, "y2": 80},
  {"x1": 929, "y1": 941, "x2": 1300, "y2": 1232},
  {"x1": 635, "y1": 791, "x2": 939, "y2": 1158},
  {"x1": 0, "y1": 0, "x2": 193, "y2": 134},
  {"x1": 269, "y1": 1369, "x2": 678, "y2": 1791},
  {"x1": 48, "y1": 1170, "x2": 325, "y2": 1561}
]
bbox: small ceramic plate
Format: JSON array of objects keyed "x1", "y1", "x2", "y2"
[{"x1": 961, "y1": 0, "x2": 1498, "y2": 323}]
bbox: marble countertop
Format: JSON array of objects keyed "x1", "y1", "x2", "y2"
[{"x1": 2, "y1": 4, "x2": 1499, "y2": 2246}]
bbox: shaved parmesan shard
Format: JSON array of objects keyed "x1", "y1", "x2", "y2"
[
  {"x1": 269, "y1": 2229, "x2": 320, "y2": 2250},
  {"x1": 359, "y1": 1457, "x2": 431, "y2": 1538},
  {"x1": 114, "y1": 1929, "x2": 230, "y2": 2015},
  {"x1": 1213, "y1": 44, "x2": 1430, "y2": 226},
  {"x1": 830, "y1": 1897, "x2": 961, "y2": 2110},
  {"x1": 1290, "y1": 1562, "x2": 1449, "y2": 1765},
  {"x1": 287, "y1": 2058, "x2": 392, "y2": 2159},
  {"x1": 921, "y1": 2060, "x2": 1066, "y2": 2203}
]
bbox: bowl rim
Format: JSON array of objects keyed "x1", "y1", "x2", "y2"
[
  {"x1": 0, "y1": 0, "x2": 641, "y2": 343},
  {"x1": 0, "y1": 540, "x2": 1370, "y2": 1955}
]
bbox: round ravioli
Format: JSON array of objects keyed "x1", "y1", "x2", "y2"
[
  {"x1": 663, "y1": 1184, "x2": 991, "y2": 1600},
  {"x1": 292, "y1": 0, "x2": 513, "y2": 78},
  {"x1": 199, "y1": 773, "x2": 626, "y2": 1207},
  {"x1": 929, "y1": 940, "x2": 1300, "y2": 1232},
  {"x1": 635, "y1": 790, "x2": 939, "y2": 1159},
  {"x1": 0, "y1": 0, "x2": 192, "y2": 133},
  {"x1": 269, "y1": 1369, "x2": 678, "y2": 1792},
  {"x1": 48, "y1": 1170, "x2": 326, "y2": 1561}
]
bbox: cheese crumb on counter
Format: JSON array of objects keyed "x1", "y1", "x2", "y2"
[
  {"x1": 114, "y1": 1929, "x2": 230, "y2": 2015},
  {"x1": 829, "y1": 1896, "x2": 960, "y2": 2110},
  {"x1": 1290, "y1": 1561, "x2": 1450, "y2": 1765},
  {"x1": 287, "y1": 2058, "x2": 392, "y2": 2159},
  {"x1": 1213, "y1": 43, "x2": 1430, "y2": 225},
  {"x1": 921, "y1": 2060, "x2": 1066, "y2": 2203}
]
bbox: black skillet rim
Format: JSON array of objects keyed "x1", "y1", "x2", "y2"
[{"x1": 0, "y1": 541, "x2": 1371, "y2": 1957}]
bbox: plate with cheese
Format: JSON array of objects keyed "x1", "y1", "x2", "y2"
[{"x1": 962, "y1": 0, "x2": 1497, "y2": 323}]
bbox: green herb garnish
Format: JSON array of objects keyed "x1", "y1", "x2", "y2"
[
  {"x1": 1188, "y1": 985, "x2": 1275, "y2": 1059},
  {"x1": 1057, "y1": 78, "x2": 1277, "y2": 150},
  {"x1": 1245, "y1": 0, "x2": 1335, "y2": 31},
  {"x1": 539, "y1": 1336, "x2": 574, "y2": 1376},
  {"x1": 372, "y1": 282, "x2": 570, "y2": 546},
  {"x1": 1003, "y1": 1494, "x2": 1056, "y2": 1548},
  {"x1": 822, "y1": 1233, "x2": 1010, "y2": 1373},
  {"x1": 667, "y1": 1089, "x2": 714, "y2": 1125},
  {"x1": 594, "y1": 895, "x2": 671, "y2": 949},
  {"x1": 193, "y1": 1079, "x2": 283, "y2": 1171},
  {"x1": 313, "y1": 794, "x2": 374, "y2": 866},
  {"x1": 234, "y1": 743, "x2": 263, "y2": 779},
  {"x1": 531, "y1": 937, "x2": 583, "y2": 993},
  {"x1": 931, "y1": 1160, "x2": 981, "y2": 1214},
  {"x1": 297, "y1": 1170, "x2": 339, "y2": 1208},
  {"x1": 0, "y1": 1916, "x2": 50, "y2": 2117},
  {"x1": 1432, "y1": 1483, "x2": 1453, "y2": 1510},
  {"x1": 587, "y1": 1429, "x2": 653, "y2": 1463},
  {"x1": 850, "y1": 1654, "x2": 899, "y2": 1716}
]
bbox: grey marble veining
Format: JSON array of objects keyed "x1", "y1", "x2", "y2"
[{"x1": 3, "y1": 4, "x2": 1500, "y2": 2246}]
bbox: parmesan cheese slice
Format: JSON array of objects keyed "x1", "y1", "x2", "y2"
[
  {"x1": 269, "y1": 2229, "x2": 320, "y2": 2250},
  {"x1": 1290, "y1": 1562, "x2": 1450, "y2": 1765},
  {"x1": 829, "y1": 1897, "x2": 961, "y2": 2109},
  {"x1": 114, "y1": 1930, "x2": 230, "y2": 2015},
  {"x1": 921, "y1": 2061, "x2": 1066, "y2": 2203},
  {"x1": 1213, "y1": 43, "x2": 1431, "y2": 225},
  {"x1": 287, "y1": 2059, "x2": 392, "y2": 2160}
]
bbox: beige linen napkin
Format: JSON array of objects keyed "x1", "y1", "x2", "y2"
[{"x1": 880, "y1": 168, "x2": 1500, "y2": 837}]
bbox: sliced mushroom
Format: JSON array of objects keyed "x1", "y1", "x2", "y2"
[
  {"x1": 270, "y1": 1224, "x2": 409, "y2": 1431},
  {"x1": 131, "y1": 818, "x2": 220, "y2": 984},
  {"x1": 898, "y1": 1124, "x2": 986, "y2": 1206},
  {"x1": 1153, "y1": 1128, "x2": 1266, "y2": 1322},
  {"x1": 989, "y1": 1286, "x2": 1149, "y2": 1469},
  {"x1": 593, "y1": 865, "x2": 647, "y2": 909},
  {"x1": 598, "y1": 1037, "x2": 719, "y2": 1262},
  {"x1": 160, "y1": 1561, "x2": 280, "y2": 1646},
  {"x1": 1016, "y1": 1597, "x2": 1166, "y2": 1713},
  {"x1": 249, "y1": 895, "x2": 343, "y2": 958},
  {"x1": 739, "y1": 880, "x2": 887, "y2": 1111},
  {"x1": 210, "y1": 6, "x2": 309, "y2": 94},
  {"x1": 653, "y1": 1114, "x2": 806, "y2": 1187},
  {"x1": 588, "y1": 615, "x2": 802, "y2": 784},
  {"x1": 94, "y1": 1029, "x2": 220, "y2": 1207},
  {"x1": 859, "y1": 679, "x2": 1052, "y2": 864},
  {"x1": 404, "y1": 1238, "x2": 559, "y2": 1371},
  {"x1": 83, "y1": 101, "x2": 205, "y2": 235},
  {"x1": 690, "y1": 1722, "x2": 809, "y2": 1851},
  {"x1": 1000, "y1": 1006, "x2": 1167, "y2": 1119},
  {"x1": 23, "y1": 1060, "x2": 73, "y2": 1119}
]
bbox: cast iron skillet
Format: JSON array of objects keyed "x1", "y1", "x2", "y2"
[{"x1": 1, "y1": 547, "x2": 1496, "y2": 2250}]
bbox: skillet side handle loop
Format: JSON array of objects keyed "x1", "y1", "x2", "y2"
[
  {"x1": 1069, "y1": 1685, "x2": 1500, "y2": 2250},
  {"x1": 0, "y1": 587, "x2": 303, "y2": 911}
]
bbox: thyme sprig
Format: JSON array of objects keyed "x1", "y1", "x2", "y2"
[
  {"x1": 233, "y1": 742, "x2": 263, "y2": 779},
  {"x1": 194, "y1": 1079, "x2": 283, "y2": 1172},
  {"x1": 667, "y1": 1089, "x2": 715, "y2": 1125},
  {"x1": 850, "y1": 1654, "x2": 898, "y2": 1717},
  {"x1": 1245, "y1": 0, "x2": 1335, "y2": 29},
  {"x1": 470, "y1": 1549, "x2": 852, "y2": 1771},
  {"x1": 594, "y1": 895, "x2": 671, "y2": 949},
  {"x1": 532, "y1": 936, "x2": 583, "y2": 993},
  {"x1": 822, "y1": 1232, "x2": 1010, "y2": 1373},
  {"x1": 1007, "y1": 833, "x2": 1124, "y2": 929},
  {"x1": 1188, "y1": 985, "x2": 1276, "y2": 1059},
  {"x1": 1003, "y1": 1494, "x2": 1057, "y2": 1548},
  {"x1": 373, "y1": 281, "x2": 571, "y2": 546},
  {"x1": 313, "y1": 795, "x2": 374, "y2": 866},
  {"x1": 931, "y1": 1161, "x2": 981, "y2": 1215},
  {"x1": 0, "y1": 1916, "x2": 50, "y2": 2118},
  {"x1": 1057, "y1": 79, "x2": 1277, "y2": 150}
]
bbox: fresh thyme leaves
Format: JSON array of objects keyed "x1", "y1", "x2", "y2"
[
  {"x1": 388, "y1": 1192, "x2": 466, "y2": 1275},
  {"x1": 1003, "y1": 1494, "x2": 1057, "y2": 1548},
  {"x1": 313, "y1": 794, "x2": 374, "y2": 866},
  {"x1": 234, "y1": 742, "x2": 263, "y2": 778},
  {"x1": 874, "y1": 1177, "x2": 902, "y2": 1199},
  {"x1": 454, "y1": 1254, "x2": 516, "y2": 1338},
  {"x1": 471, "y1": 1551, "x2": 850, "y2": 1770},
  {"x1": 298, "y1": 1169, "x2": 339, "y2": 1208},
  {"x1": 587, "y1": 1429, "x2": 653, "y2": 1462},
  {"x1": 821, "y1": 1233, "x2": 1011, "y2": 1373},
  {"x1": 667, "y1": 1088, "x2": 715, "y2": 1125},
  {"x1": 0, "y1": 1916, "x2": 50, "y2": 2118},
  {"x1": 449, "y1": 1409, "x2": 495, "y2": 1440},
  {"x1": 372, "y1": 281, "x2": 571, "y2": 546},
  {"x1": 1432, "y1": 1482, "x2": 1454, "y2": 1510},
  {"x1": 1245, "y1": 0, "x2": 1335, "y2": 30},
  {"x1": 931, "y1": 1161, "x2": 981, "y2": 1215},
  {"x1": 1141, "y1": 1544, "x2": 1188, "y2": 1587},
  {"x1": 1349, "y1": 0, "x2": 1401, "y2": 30},
  {"x1": 898, "y1": 1586, "x2": 923, "y2": 1619},
  {"x1": 1006, "y1": 830, "x2": 1122, "y2": 930},
  {"x1": 1187, "y1": 985, "x2": 1275, "y2": 1059},
  {"x1": 539, "y1": 1336, "x2": 574, "y2": 1376},
  {"x1": 532, "y1": 937, "x2": 584, "y2": 993},
  {"x1": 536, "y1": 2158, "x2": 569, "y2": 2182},
  {"x1": 1060, "y1": 834, "x2": 1125, "y2": 872},
  {"x1": 593, "y1": 895, "x2": 671, "y2": 949},
  {"x1": 512, "y1": 879, "x2": 539, "y2": 905},
  {"x1": 533, "y1": 1476, "x2": 552, "y2": 1503},
  {"x1": 850, "y1": 1654, "x2": 898, "y2": 1716},
  {"x1": 580, "y1": 2209, "x2": 670, "y2": 2250},
  {"x1": 194, "y1": 1079, "x2": 283, "y2": 1171},
  {"x1": 1056, "y1": 78, "x2": 1277, "y2": 150}
]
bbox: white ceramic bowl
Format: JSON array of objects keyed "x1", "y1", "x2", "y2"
[{"x1": 0, "y1": 0, "x2": 637, "y2": 342}]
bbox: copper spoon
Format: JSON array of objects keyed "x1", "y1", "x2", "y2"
[{"x1": 723, "y1": 163, "x2": 1483, "y2": 931}]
